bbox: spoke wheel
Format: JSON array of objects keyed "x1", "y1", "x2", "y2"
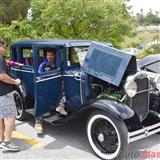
[
  {"x1": 87, "y1": 111, "x2": 128, "y2": 160},
  {"x1": 13, "y1": 90, "x2": 25, "y2": 120}
]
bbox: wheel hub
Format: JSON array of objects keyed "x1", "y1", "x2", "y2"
[{"x1": 97, "y1": 133, "x2": 104, "y2": 142}]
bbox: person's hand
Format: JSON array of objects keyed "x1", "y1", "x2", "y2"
[
  {"x1": 15, "y1": 79, "x2": 21, "y2": 85},
  {"x1": 18, "y1": 63, "x2": 24, "y2": 66}
]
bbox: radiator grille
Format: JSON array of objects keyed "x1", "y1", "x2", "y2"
[{"x1": 129, "y1": 78, "x2": 149, "y2": 121}]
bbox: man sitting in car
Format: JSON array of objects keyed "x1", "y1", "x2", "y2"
[{"x1": 38, "y1": 49, "x2": 56, "y2": 73}]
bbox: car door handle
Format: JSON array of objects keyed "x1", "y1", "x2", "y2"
[
  {"x1": 36, "y1": 77, "x2": 43, "y2": 81},
  {"x1": 74, "y1": 72, "x2": 81, "y2": 81}
]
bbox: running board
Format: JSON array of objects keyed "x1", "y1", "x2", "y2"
[
  {"x1": 26, "y1": 108, "x2": 34, "y2": 115},
  {"x1": 43, "y1": 112, "x2": 66, "y2": 125},
  {"x1": 128, "y1": 122, "x2": 160, "y2": 143},
  {"x1": 43, "y1": 115, "x2": 64, "y2": 123}
]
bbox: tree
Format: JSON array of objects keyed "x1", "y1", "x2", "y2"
[
  {"x1": 134, "y1": 10, "x2": 160, "y2": 26},
  {"x1": 1, "y1": 0, "x2": 135, "y2": 49},
  {"x1": 0, "y1": 0, "x2": 31, "y2": 24},
  {"x1": 27, "y1": 0, "x2": 134, "y2": 47},
  {"x1": 146, "y1": 12, "x2": 160, "y2": 25}
]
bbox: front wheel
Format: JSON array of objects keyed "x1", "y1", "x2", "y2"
[
  {"x1": 87, "y1": 111, "x2": 128, "y2": 160},
  {"x1": 13, "y1": 90, "x2": 26, "y2": 120}
]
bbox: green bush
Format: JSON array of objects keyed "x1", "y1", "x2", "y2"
[{"x1": 138, "y1": 44, "x2": 160, "y2": 58}]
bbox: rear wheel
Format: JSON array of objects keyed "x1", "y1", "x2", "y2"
[
  {"x1": 87, "y1": 111, "x2": 128, "y2": 160},
  {"x1": 13, "y1": 90, "x2": 26, "y2": 120}
]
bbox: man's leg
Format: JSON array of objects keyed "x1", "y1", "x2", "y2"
[
  {"x1": 1, "y1": 117, "x2": 20, "y2": 151},
  {"x1": 4, "y1": 117, "x2": 15, "y2": 142},
  {"x1": 56, "y1": 78, "x2": 68, "y2": 116},
  {"x1": 0, "y1": 92, "x2": 20, "y2": 151},
  {"x1": 35, "y1": 117, "x2": 43, "y2": 134},
  {"x1": 56, "y1": 95, "x2": 68, "y2": 116},
  {"x1": 0, "y1": 119, "x2": 4, "y2": 142}
]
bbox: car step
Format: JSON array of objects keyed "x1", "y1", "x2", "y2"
[
  {"x1": 43, "y1": 112, "x2": 65, "y2": 125},
  {"x1": 26, "y1": 108, "x2": 34, "y2": 115},
  {"x1": 25, "y1": 109, "x2": 68, "y2": 125}
]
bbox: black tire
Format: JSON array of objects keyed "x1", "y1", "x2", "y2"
[
  {"x1": 13, "y1": 90, "x2": 26, "y2": 121},
  {"x1": 87, "y1": 111, "x2": 128, "y2": 160}
]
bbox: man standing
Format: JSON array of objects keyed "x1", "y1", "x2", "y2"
[{"x1": 0, "y1": 40, "x2": 21, "y2": 151}]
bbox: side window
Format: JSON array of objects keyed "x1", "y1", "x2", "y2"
[
  {"x1": 145, "y1": 62, "x2": 160, "y2": 74},
  {"x1": 39, "y1": 49, "x2": 45, "y2": 63},
  {"x1": 22, "y1": 48, "x2": 33, "y2": 66},
  {"x1": 38, "y1": 48, "x2": 57, "y2": 74},
  {"x1": 12, "y1": 48, "x2": 33, "y2": 66},
  {"x1": 67, "y1": 47, "x2": 88, "y2": 67},
  {"x1": 77, "y1": 49, "x2": 88, "y2": 66},
  {"x1": 67, "y1": 48, "x2": 79, "y2": 66}
]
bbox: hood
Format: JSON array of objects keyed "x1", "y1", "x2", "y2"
[{"x1": 82, "y1": 42, "x2": 137, "y2": 86}]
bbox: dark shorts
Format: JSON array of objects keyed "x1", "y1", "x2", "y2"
[{"x1": 0, "y1": 92, "x2": 17, "y2": 119}]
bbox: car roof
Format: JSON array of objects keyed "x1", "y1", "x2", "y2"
[
  {"x1": 11, "y1": 39, "x2": 112, "y2": 48},
  {"x1": 137, "y1": 54, "x2": 160, "y2": 68}
]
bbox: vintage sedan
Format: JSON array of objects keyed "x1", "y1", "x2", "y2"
[
  {"x1": 138, "y1": 54, "x2": 160, "y2": 74},
  {"x1": 10, "y1": 40, "x2": 160, "y2": 160}
]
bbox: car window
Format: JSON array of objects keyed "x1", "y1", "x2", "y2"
[
  {"x1": 145, "y1": 62, "x2": 160, "y2": 74},
  {"x1": 38, "y1": 49, "x2": 45, "y2": 63},
  {"x1": 67, "y1": 47, "x2": 88, "y2": 66},
  {"x1": 77, "y1": 50, "x2": 88, "y2": 66},
  {"x1": 22, "y1": 48, "x2": 33, "y2": 66},
  {"x1": 12, "y1": 48, "x2": 33, "y2": 66}
]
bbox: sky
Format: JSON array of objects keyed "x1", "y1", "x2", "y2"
[{"x1": 128, "y1": 0, "x2": 160, "y2": 15}]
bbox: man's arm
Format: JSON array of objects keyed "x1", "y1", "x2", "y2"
[
  {"x1": 0, "y1": 73, "x2": 21, "y2": 85},
  {"x1": 38, "y1": 63, "x2": 45, "y2": 74},
  {"x1": 6, "y1": 60, "x2": 24, "y2": 67}
]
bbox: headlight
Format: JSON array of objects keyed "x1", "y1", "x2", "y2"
[
  {"x1": 154, "y1": 76, "x2": 160, "y2": 90},
  {"x1": 124, "y1": 81, "x2": 137, "y2": 97}
]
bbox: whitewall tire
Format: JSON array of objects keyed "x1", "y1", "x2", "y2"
[
  {"x1": 13, "y1": 90, "x2": 25, "y2": 120},
  {"x1": 87, "y1": 111, "x2": 128, "y2": 160}
]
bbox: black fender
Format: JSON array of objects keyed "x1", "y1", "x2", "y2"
[
  {"x1": 84, "y1": 99, "x2": 134, "y2": 120},
  {"x1": 47, "y1": 99, "x2": 134, "y2": 126}
]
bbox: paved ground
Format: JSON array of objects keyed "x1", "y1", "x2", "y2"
[{"x1": 1, "y1": 113, "x2": 160, "y2": 160}]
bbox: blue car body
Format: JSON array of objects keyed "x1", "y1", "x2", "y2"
[
  {"x1": 10, "y1": 39, "x2": 160, "y2": 160},
  {"x1": 10, "y1": 39, "x2": 136, "y2": 120},
  {"x1": 10, "y1": 40, "x2": 136, "y2": 120}
]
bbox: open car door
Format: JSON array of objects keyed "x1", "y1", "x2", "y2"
[{"x1": 33, "y1": 45, "x2": 62, "y2": 117}]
